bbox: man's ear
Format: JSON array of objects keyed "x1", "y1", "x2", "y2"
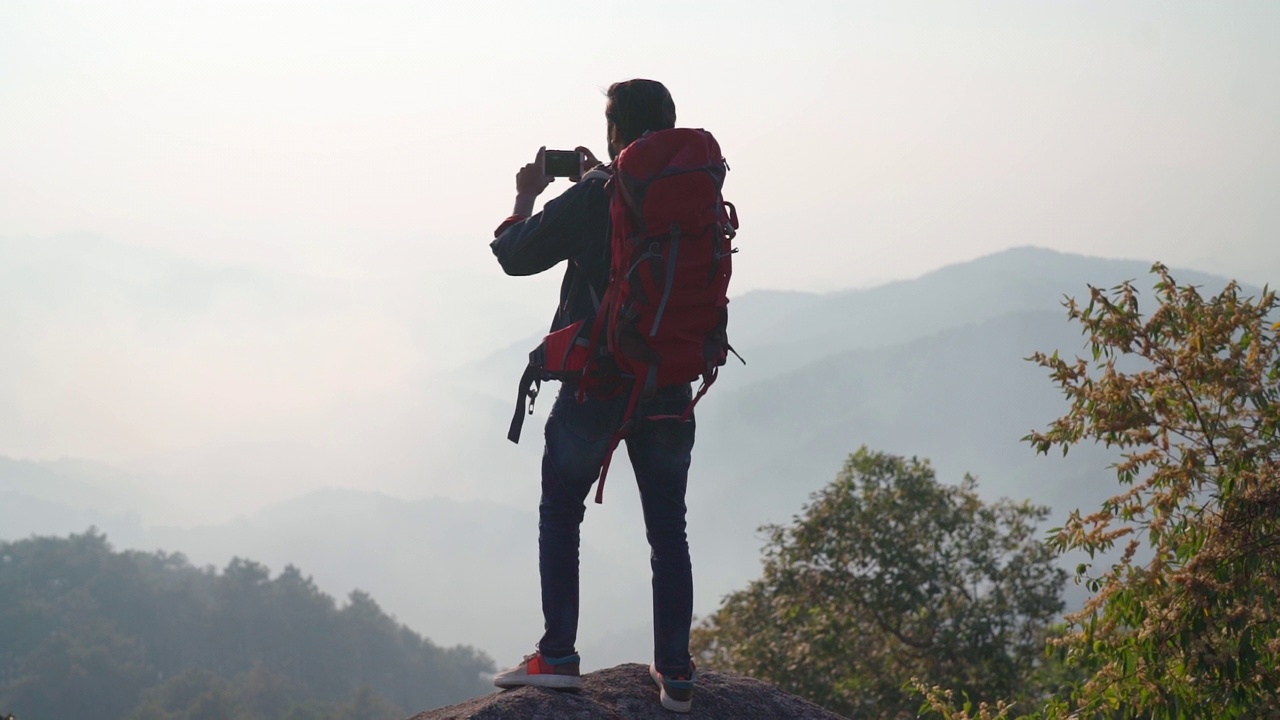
[{"x1": 607, "y1": 121, "x2": 621, "y2": 154}]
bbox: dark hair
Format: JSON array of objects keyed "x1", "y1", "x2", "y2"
[{"x1": 606, "y1": 79, "x2": 676, "y2": 147}]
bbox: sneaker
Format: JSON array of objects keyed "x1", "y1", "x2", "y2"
[
  {"x1": 649, "y1": 661, "x2": 696, "y2": 713},
  {"x1": 493, "y1": 651, "x2": 582, "y2": 690}
]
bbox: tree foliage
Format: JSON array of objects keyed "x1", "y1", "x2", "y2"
[
  {"x1": 691, "y1": 448, "x2": 1066, "y2": 719},
  {"x1": 0, "y1": 530, "x2": 493, "y2": 719},
  {"x1": 1020, "y1": 265, "x2": 1280, "y2": 717}
]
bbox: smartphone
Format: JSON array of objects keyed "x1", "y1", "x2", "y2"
[{"x1": 543, "y1": 149, "x2": 581, "y2": 178}]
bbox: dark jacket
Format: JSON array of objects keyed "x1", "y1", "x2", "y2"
[{"x1": 490, "y1": 173, "x2": 611, "y2": 335}]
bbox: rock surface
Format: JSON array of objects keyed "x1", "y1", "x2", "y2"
[{"x1": 407, "y1": 663, "x2": 844, "y2": 719}]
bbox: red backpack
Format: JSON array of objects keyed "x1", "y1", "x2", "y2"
[{"x1": 507, "y1": 128, "x2": 740, "y2": 502}]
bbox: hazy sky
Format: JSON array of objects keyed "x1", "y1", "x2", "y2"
[{"x1": 4, "y1": 1, "x2": 1278, "y2": 292}]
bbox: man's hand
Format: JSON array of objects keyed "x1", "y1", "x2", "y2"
[
  {"x1": 514, "y1": 146, "x2": 553, "y2": 216},
  {"x1": 569, "y1": 146, "x2": 602, "y2": 182}
]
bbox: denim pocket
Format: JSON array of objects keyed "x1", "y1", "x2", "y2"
[
  {"x1": 643, "y1": 414, "x2": 696, "y2": 452},
  {"x1": 636, "y1": 385, "x2": 696, "y2": 451},
  {"x1": 549, "y1": 386, "x2": 626, "y2": 445}
]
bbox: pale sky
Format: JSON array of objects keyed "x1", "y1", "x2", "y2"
[
  {"x1": 2, "y1": 0, "x2": 1279, "y2": 481},
  {"x1": 4, "y1": 1, "x2": 1278, "y2": 291}
]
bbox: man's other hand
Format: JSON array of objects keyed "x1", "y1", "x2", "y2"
[{"x1": 569, "y1": 146, "x2": 602, "y2": 183}]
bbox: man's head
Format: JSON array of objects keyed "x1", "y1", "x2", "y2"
[{"x1": 605, "y1": 79, "x2": 676, "y2": 160}]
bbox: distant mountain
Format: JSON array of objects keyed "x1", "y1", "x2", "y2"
[
  {"x1": 0, "y1": 232, "x2": 295, "y2": 317},
  {"x1": 715, "y1": 246, "x2": 1237, "y2": 386},
  {"x1": 462, "y1": 247, "x2": 1242, "y2": 400},
  {"x1": 0, "y1": 232, "x2": 373, "y2": 464},
  {"x1": 688, "y1": 310, "x2": 1117, "y2": 605},
  {"x1": 0, "y1": 456, "x2": 153, "y2": 545},
  {"x1": 0, "y1": 232, "x2": 547, "y2": 467},
  {"x1": 0, "y1": 245, "x2": 1257, "y2": 676}
]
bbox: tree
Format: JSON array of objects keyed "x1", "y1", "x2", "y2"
[
  {"x1": 126, "y1": 669, "x2": 241, "y2": 720},
  {"x1": 4, "y1": 622, "x2": 151, "y2": 720},
  {"x1": 0, "y1": 531, "x2": 493, "y2": 718},
  {"x1": 692, "y1": 448, "x2": 1066, "y2": 719},
  {"x1": 1021, "y1": 265, "x2": 1280, "y2": 717}
]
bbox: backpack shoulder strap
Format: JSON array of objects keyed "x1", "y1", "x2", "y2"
[{"x1": 579, "y1": 166, "x2": 612, "y2": 183}]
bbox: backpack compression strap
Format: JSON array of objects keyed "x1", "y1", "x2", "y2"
[{"x1": 507, "y1": 363, "x2": 541, "y2": 444}]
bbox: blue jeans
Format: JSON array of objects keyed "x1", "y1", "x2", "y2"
[{"x1": 536, "y1": 381, "x2": 696, "y2": 678}]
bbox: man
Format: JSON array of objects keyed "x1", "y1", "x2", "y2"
[{"x1": 488, "y1": 79, "x2": 699, "y2": 713}]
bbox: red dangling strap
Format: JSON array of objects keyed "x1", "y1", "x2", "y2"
[{"x1": 593, "y1": 370, "x2": 647, "y2": 504}]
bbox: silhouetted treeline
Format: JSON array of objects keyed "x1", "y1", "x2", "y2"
[{"x1": 0, "y1": 530, "x2": 493, "y2": 719}]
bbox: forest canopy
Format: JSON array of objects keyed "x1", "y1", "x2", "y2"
[{"x1": 0, "y1": 530, "x2": 493, "y2": 720}]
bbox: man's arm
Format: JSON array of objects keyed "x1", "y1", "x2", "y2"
[
  {"x1": 490, "y1": 146, "x2": 602, "y2": 276},
  {"x1": 492, "y1": 181, "x2": 602, "y2": 276}
]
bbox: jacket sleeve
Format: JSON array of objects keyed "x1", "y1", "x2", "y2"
[{"x1": 490, "y1": 180, "x2": 596, "y2": 276}]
